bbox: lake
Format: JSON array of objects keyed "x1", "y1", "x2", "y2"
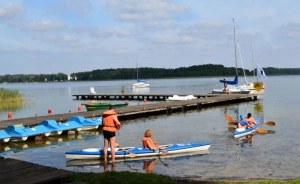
[{"x1": 1, "y1": 76, "x2": 300, "y2": 179}]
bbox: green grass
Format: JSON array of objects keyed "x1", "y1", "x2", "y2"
[
  {"x1": 63, "y1": 172, "x2": 300, "y2": 184},
  {"x1": 0, "y1": 88, "x2": 24, "y2": 111}
]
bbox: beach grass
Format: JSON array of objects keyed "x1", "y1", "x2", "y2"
[
  {"x1": 0, "y1": 88, "x2": 24, "y2": 111},
  {"x1": 63, "y1": 172, "x2": 300, "y2": 184}
]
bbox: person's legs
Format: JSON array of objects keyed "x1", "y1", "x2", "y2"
[
  {"x1": 103, "y1": 137, "x2": 109, "y2": 162},
  {"x1": 110, "y1": 136, "x2": 116, "y2": 162}
]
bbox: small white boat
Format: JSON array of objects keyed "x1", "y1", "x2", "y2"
[
  {"x1": 131, "y1": 80, "x2": 150, "y2": 88},
  {"x1": 131, "y1": 61, "x2": 150, "y2": 88},
  {"x1": 166, "y1": 95, "x2": 197, "y2": 101},
  {"x1": 212, "y1": 85, "x2": 250, "y2": 94}
]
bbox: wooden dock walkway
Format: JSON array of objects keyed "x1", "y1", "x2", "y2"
[
  {"x1": 0, "y1": 156, "x2": 71, "y2": 184},
  {"x1": 0, "y1": 94, "x2": 258, "y2": 129}
]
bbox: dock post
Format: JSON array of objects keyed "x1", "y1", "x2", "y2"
[
  {"x1": 197, "y1": 102, "x2": 202, "y2": 110},
  {"x1": 166, "y1": 107, "x2": 172, "y2": 115}
]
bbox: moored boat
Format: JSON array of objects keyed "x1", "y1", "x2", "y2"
[
  {"x1": 39, "y1": 119, "x2": 83, "y2": 136},
  {"x1": 166, "y1": 95, "x2": 197, "y2": 101},
  {"x1": 65, "y1": 141, "x2": 211, "y2": 160},
  {"x1": 67, "y1": 116, "x2": 102, "y2": 131},
  {"x1": 212, "y1": 85, "x2": 251, "y2": 94},
  {"x1": 233, "y1": 118, "x2": 261, "y2": 138},
  {"x1": 84, "y1": 102, "x2": 129, "y2": 111}
]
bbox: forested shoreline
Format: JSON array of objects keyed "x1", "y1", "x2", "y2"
[{"x1": 1, "y1": 64, "x2": 300, "y2": 83}]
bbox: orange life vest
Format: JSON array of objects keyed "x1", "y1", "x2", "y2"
[
  {"x1": 102, "y1": 110, "x2": 118, "y2": 132},
  {"x1": 142, "y1": 137, "x2": 156, "y2": 149}
]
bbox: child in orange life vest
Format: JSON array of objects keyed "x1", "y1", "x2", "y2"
[{"x1": 142, "y1": 130, "x2": 165, "y2": 150}]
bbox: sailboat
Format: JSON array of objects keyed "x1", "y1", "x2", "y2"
[
  {"x1": 212, "y1": 19, "x2": 250, "y2": 94},
  {"x1": 237, "y1": 40, "x2": 266, "y2": 95},
  {"x1": 131, "y1": 60, "x2": 150, "y2": 89}
]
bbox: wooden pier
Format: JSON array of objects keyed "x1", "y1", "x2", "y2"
[
  {"x1": 0, "y1": 156, "x2": 71, "y2": 184},
  {"x1": 0, "y1": 94, "x2": 258, "y2": 129}
]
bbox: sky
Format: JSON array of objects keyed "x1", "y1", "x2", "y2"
[{"x1": 1, "y1": 0, "x2": 300, "y2": 75}]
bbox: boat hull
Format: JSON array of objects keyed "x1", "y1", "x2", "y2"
[
  {"x1": 65, "y1": 142, "x2": 211, "y2": 160},
  {"x1": 212, "y1": 89, "x2": 250, "y2": 94},
  {"x1": 85, "y1": 103, "x2": 128, "y2": 111},
  {"x1": 131, "y1": 82, "x2": 150, "y2": 88}
]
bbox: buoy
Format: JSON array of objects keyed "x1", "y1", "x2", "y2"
[
  {"x1": 48, "y1": 108, "x2": 52, "y2": 115},
  {"x1": 78, "y1": 106, "x2": 82, "y2": 112},
  {"x1": 8, "y1": 112, "x2": 12, "y2": 119},
  {"x1": 125, "y1": 100, "x2": 129, "y2": 104},
  {"x1": 143, "y1": 98, "x2": 147, "y2": 104}
]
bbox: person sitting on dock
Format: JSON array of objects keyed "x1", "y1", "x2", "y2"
[
  {"x1": 244, "y1": 113, "x2": 257, "y2": 127},
  {"x1": 142, "y1": 130, "x2": 167, "y2": 154},
  {"x1": 223, "y1": 79, "x2": 230, "y2": 94}
]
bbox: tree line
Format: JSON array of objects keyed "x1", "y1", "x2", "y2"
[{"x1": 1, "y1": 64, "x2": 300, "y2": 83}]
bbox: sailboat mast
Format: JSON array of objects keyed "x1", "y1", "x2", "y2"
[
  {"x1": 233, "y1": 18, "x2": 238, "y2": 76},
  {"x1": 136, "y1": 55, "x2": 139, "y2": 81},
  {"x1": 251, "y1": 40, "x2": 257, "y2": 82}
]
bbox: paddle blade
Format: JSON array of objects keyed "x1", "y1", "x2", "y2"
[
  {"x1": 129, "y1": 153, "x2": 137, "y2": 158},
  {"x1": 228, "y1": 121, "x2": 236, "y2": 126},
  {"x1": 228, "y1": 127, "x2": 236, "y2": 132},
  {"x1": 257, "y1": 128, "x2": 267, "y2": 134},
  {"x1": 225, "y1": 115, "x2": 234, "y2": 121},
  {"x1": 264, "y1": 121, "x2": 276, "y2": 126}
]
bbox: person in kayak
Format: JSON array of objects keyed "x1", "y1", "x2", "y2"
[
  {"x1": 244, "y1": 113, "x2": 257, "y2": 127},
  {"x1": 237, "y1": 114, "x2": 251, "y2": 128},
  {"x1": 102, "y1": 105, "x2": 121, "y2": 163},
  {"x1": 142, "y1": 130, "x2": 167, "y2": 154}
]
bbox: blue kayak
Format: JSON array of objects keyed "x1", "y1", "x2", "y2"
[
  {"x1": 65, "y1": 142, "x2": 211, "y2": 160},
  {"x1": 233, "y1": 118, "x2": 261, "y2": 138}
]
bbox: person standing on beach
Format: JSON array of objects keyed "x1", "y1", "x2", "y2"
[{"x1": 102, "y1": 105, "x2": 121, "y2": 162}]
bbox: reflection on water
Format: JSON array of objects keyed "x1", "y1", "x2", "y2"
[
  {"x1": 132, "y1": 88, "x2": 150, "y2": 94},
  {"x1": 66, "y1": 150, "x2": 210, "y2": 173}
]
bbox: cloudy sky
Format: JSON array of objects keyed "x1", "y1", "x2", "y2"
[{"x1": 1, "y1": 0, "x2": 299, "y2": 75}]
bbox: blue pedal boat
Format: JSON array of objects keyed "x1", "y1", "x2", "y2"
[
  {"x1": 5, "y1": 125, "x2": 32, "y2": 142},
  {"x1": 67, "y1": 116, "x2": 102, "y2": 131},
  {"x1": 0, "y1": 130, "x2": 11, "y2": 143},
  {"x1": 5, "y1": 124, "x2": 53, "y2": 142},
  {"x1": 233, "y1": 118, "x2": 261, "y2": 138},
  {"x1": 39, "y1": 120, "x2": 83, "y2": 136},
  {"x1": 65, "y1": 141, "x2": 211, "y2": 160}
]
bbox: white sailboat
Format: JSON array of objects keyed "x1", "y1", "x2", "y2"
[
  {"x1": 131, "y1": 60, "x2": 150, "y2": 89},
  {"x1": 212, "y1": 19, "x2": 250, "y2": 94},
  {"x1": 237, "y1": 40, "x2": 266, "y2": 95}
]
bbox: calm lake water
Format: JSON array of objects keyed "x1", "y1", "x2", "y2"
[{"x1": 1, "y1": 76, "x2": 300, "y2": 179}]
